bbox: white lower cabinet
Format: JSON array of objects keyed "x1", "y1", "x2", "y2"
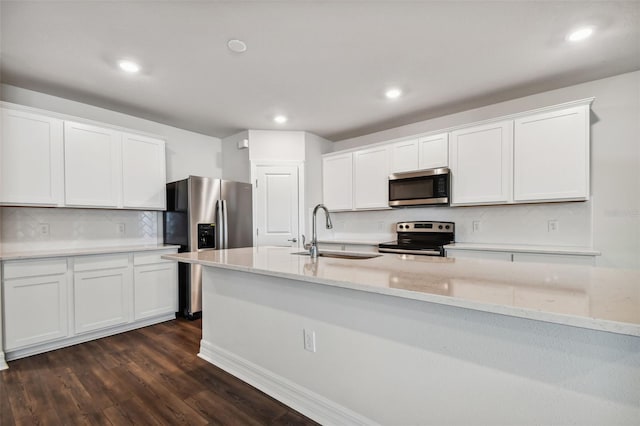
[
  {"x1": 3, "y1": 258, "x2": 69, "y2": 350},
  {"x1": 447, "y1": 249, "x2": 596, "y2": 265},
  {"x1": 133, "y1": 251, "x2": 177, "y2": 320},
  {"x1": 1, "y1": 248, "x2": 177, "y2": 359},
  {"x1": 73, "y1": 254, "x2": 131, "y2": 334}
]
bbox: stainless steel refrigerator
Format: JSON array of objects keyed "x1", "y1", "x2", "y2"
[{"x1": 163, "y1": 176, "x2": 253, "y2": 319}]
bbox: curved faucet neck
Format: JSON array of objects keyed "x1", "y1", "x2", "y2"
[{"x1": 311, "y1": 204, "x2": 333, "y2": 256}]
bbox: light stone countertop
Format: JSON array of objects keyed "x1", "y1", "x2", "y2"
[
  {"x1": 163, "y1": 246, "x2": 640, "y2": 337},
  {"x1": 0, "y1": 244, "x2": 180, "y2": 261}
]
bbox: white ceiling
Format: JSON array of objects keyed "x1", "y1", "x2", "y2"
[{"x1": 1, "y1": 1, "x2": 639, "y2": 141}]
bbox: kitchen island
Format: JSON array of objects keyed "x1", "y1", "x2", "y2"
[{"x1": 163, "y1": 247, "x2": 640, "y2": 426}]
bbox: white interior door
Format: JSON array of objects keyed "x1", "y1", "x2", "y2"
[{"x1": 255, "y1": 165, "x2": 300, "y2": 247}]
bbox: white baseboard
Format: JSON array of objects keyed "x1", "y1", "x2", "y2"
[
  {"x1": 5, "y1": 313, "x2": 176, "y2": 362},
  {"x1": 198, "y1": 339, "x2": 377, "y2": 426},
  {"x1": 0, "y1": 352, "x2": 8, "y2": 370}
]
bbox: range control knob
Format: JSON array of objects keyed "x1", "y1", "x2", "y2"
[
  {"x1": 438, "y1": 225, "x2": 443, "y2": 229},
  {"x1": 445, "y1": 225, "x2": 451, "y2": 230}
]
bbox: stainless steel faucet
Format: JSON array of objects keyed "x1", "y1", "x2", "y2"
[{"x1": 303, "y1": 204, "x2": 333, "y2": 258}]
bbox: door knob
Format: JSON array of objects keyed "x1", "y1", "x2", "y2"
[{"x1": 287, "y1": 238, "x2": 298, "y2": 243}]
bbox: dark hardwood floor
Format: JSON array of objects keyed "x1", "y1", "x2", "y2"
[{"x1": 0, "y1": 318, "x2": 318, "y2": 425}]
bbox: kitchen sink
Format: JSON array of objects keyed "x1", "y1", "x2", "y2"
[{"x1": 292, "y1": 251, "x2": 382, "y2": 259}]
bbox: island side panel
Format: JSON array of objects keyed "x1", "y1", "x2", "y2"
[{"x1": 200, "y1": 266, "x2": 640, "y2": 426}]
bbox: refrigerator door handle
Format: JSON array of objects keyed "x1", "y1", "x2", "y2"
[{"x1": 217, "y1": 199, "x2": 229, "y2": 249}]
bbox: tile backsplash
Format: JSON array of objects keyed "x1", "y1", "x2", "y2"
[
  {"x1": 0, "y1": 207, "x2": 162, "y2": 252},
  {"x1": 317, "y1": 201, "x2": 593, "y2": 247}
]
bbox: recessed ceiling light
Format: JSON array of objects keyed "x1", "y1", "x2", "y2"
[
  {"x1": 227, "y1": 39, "x2": 248, "y2": 53},
  {"x1": 566, "y1": 27, "x2": 594, "y2": 42},
  {"x1": 385, "y1": 88, "x2": 402, "y2": 99},
  {"x1": 274, "y1": 115, "x2": 288, "y2": 124},
  {"x1": 118, "y1": 60, "x2": 140, "y2": 73}
]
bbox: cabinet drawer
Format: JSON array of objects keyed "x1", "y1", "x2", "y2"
[
  {"x1": 446, "y1": 250, "x2": 512, "y2": 261},
  {"x1": 74, "y1": 253, "x2": 129, "y2": 271},
  {"x1": 4, "y1": 258, "x2": 67, "y2": 279},
  {"x1": 133, "y1": 249, "x2": 177, "y2": 266},
  {"x1": 512, "y1": 252, "x2": 596, "y2": 266}
]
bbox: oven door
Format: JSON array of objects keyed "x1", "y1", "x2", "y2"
[{"x1": 388, "y1": 168, "x2": 450, "y2": 207}]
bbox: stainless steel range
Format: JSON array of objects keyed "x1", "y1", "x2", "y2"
[{"x1": 378, "y1": 221, "x2": 454, "y2": 256}]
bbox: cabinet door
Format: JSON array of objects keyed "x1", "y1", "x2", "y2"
[
  {"x1": 354, "y1": 145, "x2": 391, "y2": 209},
  {"x1": 390, "y1": 139, "x2": 419, "y2": 173},
  {"x1": 64, "y1": 121, "x2": 121, "y2": 207},
  {"x1": 418, "y1": 133, "x2": 448, "y2": 169},
  {"x1": 449, "y1": 120, "x2": 513, "y2": 205},
  {"x1": 122, "y1": 133, "x2": 167, "y2": 209},
  {"x1": 4, "y1": 273, "x2": 68, "y2": 350},
  {"x1": 133, "y1": 262, "x2": 177, "y2": 320},
  {"x1": 322, "y1": 153, "x2": 353, "y2": 211},
  {"x1": 514, "y1": 105, "x2": 589, "y2": 202},
  {"x1": 73, "y1": 257, "x2": 131, "y2": 334},
  {"x1": 0, "y1": 108, "x2": 64, "y2": 206}
]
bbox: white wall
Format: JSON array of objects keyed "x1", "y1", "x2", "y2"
[
  {"x1": 221, "y1": 130, "x2": 251, "y2": 183},
  {"x1": 304, "y1": 133, "x2": 333, "y2": 236},
  {"x1": 329, "y1": 71, "x2": 640, "y2": 269},
  {"x1": 0, "y1": 84, "x2": 222, "y2": 182},
  {"x1": 248, "y1": 130, "x2": 305, "y2": 162}
]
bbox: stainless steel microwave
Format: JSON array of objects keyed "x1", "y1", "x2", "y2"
[{"x1": 388, "y1": 168, "x2": 450, "y2": 207}]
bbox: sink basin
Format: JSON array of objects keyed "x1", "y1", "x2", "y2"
[{"x1": 292, "y1": 251, "x2": 381, "y2": 260}]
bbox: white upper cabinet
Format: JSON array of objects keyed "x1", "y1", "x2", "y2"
[
  {"x1": 449, "y1": 120, "x2": 513, "y2": 205},
  {"x1": 418, "y1": 133, "x2": 448, "y2": 169},
  {"x1": 514, "y1": 105, "x2": 589, "y2": 202},
  {"x1": 353, "y1": 145, "x2": 391, "y2": 209},
  {"x1": 391, "y1": 134, "x2": 448, "y2": 173},
  {"x1": 0, "y1": 108, "x2": 64, "y2": 206},
  {"x1": 0, "y1": 103, "x2": 168, "y2": 210},
  {"x1": 390, "y1": 139, "x2": 419, "y2": 173},
  {"x1": 323, "y1": 99, "x2": 591, "y2": 210},
  {"x1": 64, "y1": 121, "x2": 122, "y2": 208},
  {"x1": 122, "y1": 133, "x2": 166, "y2": 209},
  {"x1": 322, "y1": 152, "x2": 354, "y2": 211}
]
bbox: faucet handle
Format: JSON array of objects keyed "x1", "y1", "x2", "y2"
[{"x1": 302, "y1": 234, "x2": 310, "y2": 249}]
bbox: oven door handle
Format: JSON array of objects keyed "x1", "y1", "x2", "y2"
[{"x1": 378, "y1": 248, "x2": 443, "y2": 256}]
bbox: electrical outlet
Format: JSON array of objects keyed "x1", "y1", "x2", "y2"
[
  {"x1": 38, "y1": 223, "x2": 50, "y2": 236},
  {"x1": 472, "y1": 220, "x2": 481, "y2": 233},
  {"x1": 303, "y1": 329, "x2": 316, "y2": 353},
  {"x1": 548, "y1": 220, "x2": 559, "y2": 233},
  {"x1": 117, "y1": 223, "x2": 126, "y2": 234}
]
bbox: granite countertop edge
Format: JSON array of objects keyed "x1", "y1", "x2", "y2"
[{"x1": 0, "y1": 244, "x2": 181, "y2": 261}]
